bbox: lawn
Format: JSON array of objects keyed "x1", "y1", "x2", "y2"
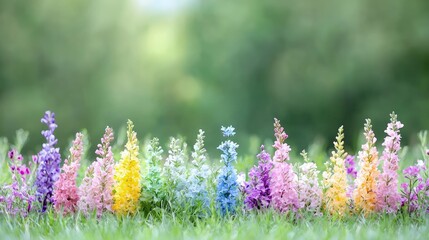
[{"x1": 1, "y1": 211, "x2": 428, "y2": 239}]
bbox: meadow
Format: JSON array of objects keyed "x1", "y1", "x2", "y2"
[{"x1": 1, "y1": 111, "x2": 429, "y2": 240}]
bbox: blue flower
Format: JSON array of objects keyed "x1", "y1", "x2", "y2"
[
  {"x1": 221, "y1": 126, "x2": 236, "y2": 137},
  {"x1": 216, "y1": 126, "x2": 239, "y2": 216}
]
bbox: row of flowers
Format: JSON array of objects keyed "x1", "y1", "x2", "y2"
[{"x1": 0, "y1": 111, "x2": 428, "y2": 218}]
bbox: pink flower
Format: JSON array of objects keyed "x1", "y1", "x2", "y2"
[
  {"x1": 78, "y1": 127, "x2": 115, "y2": 217},
  {"x1": 53, "y1": 132, "x2": 84, "y2": 214},
  {"x1": 375, "y1": 112, "x2": 403, "y2": 213},
  {"x1": 270, "y1": 118, "x2": 299, "y2": 213}
]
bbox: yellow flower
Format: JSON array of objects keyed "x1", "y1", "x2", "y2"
[
  {"x1": 323, "y1": 126, "x2": 348, "y2": 216},
  {"x1": 354, "y1": 119, "x2": 379, "y2": 215},
  {"x1": 112, "y1": 120, "x2": 141, "y2": 215}
]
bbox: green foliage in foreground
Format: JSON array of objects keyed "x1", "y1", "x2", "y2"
[{"x1": 1, "y1": 210, "x2": 429, "y2": 240}]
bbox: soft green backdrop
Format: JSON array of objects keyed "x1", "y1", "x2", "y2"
[{"x1": 1, "y1": 0, "x2": 428, "y2": 155}]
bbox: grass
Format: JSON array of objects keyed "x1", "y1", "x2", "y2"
[{"x1": 1, "y1": 210, "x2": 429, "y2": 240}]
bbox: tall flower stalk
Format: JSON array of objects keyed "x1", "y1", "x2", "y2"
[
  {"x1": 297, "y1": 150, "x2": 322, "y2": 215},
  {"x1": 141, "y1": 137, "x2": 165, "y2": 210},
  {"x1": 270, "y1": 118, "x2": 299, "y2": 213},
  {"x1": 216, "y1": 126, "x2": 239, "y2": 216},
  {"x1": 243, "y1": 145, "x2": 273, "y2": 210},
  {"x1": 185, "y1": 130, "x2": 211, "y2": 212},
  {"x1": 78, "y1": 127, "x2": 115, "y2": 217},
  {"x1": 164, "y1": 137, "x2": 188, "y2": 206},
  {"x1": 35, "y1": 111, "x2": 62, "y2": 212},
  {"x1": 375, "y1": 112, "x2": 403, "y2": 213},
  {"x1": 354, "y1": 119, "x2": 380, "y2": 215},
  {"x1": 323, "y1": 126, "x2": 348, "y2": 216},
  {"x1": 112, "y1": 120, "x2": 141, "y2": 215},
  {"x1": 53, "y1": 132, "x2": 83, "y2": 214}
]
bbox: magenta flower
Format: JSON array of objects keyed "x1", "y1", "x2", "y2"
[
  {"x1": 0, "y1": 149, "x2": 36, "y2": 216},
  {"x1": 403, "y1": 166, "x2": 420, "y2": 179}
]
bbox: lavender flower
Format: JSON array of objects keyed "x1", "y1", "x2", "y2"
[
  {"x1": 243, "y1": 145, "x2": 273, "y2": 210},
  {"x1": 216, "y1": 126, "x2": 239, "y2": 216},
  {"x1": 35, "y1": 111, "x2": 62, "y2": 212}
]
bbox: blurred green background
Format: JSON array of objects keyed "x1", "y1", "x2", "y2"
[{"x1": 1, "y1": 0, "x2": 429, "y2": 155}]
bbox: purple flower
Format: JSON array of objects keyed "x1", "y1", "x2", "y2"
[
  {"x1": 8, "y1": 150, "x2": 15, "y2": 159},
  {"x1": 400, "y1": 182, "x2": 408, "y2": 192},
  {"x1": 243, "y1": 145, "x2": 273, "y2": 210},
  {"x1": 344, "y1": 155, "x2": 357, "y2": 199},
  {"x1": 0, "y1": 149, "x2": 36, "y2": 216},
  {"x1": 345, "y1": 155, "x2": 357, "y2": 178},
  {"x1": 403, "y1": 166, "x2": 420, "y2": 179},
  {"x1": 34, "y1": 111, "x2": 62, "y2": 212}
]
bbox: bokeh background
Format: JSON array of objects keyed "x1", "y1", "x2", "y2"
[{"x1": 1, "y1": 0, "x2": 429, "y2": 155}]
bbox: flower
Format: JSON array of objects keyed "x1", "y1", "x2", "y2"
[
  {"x1": 221, "y1": 126, "x2": 236, "y2": 137},
  {"x1": 345, "y1": 155, "x2": 357, "y2": 201},
  {"x1": 78, "y1": 127, "x2": 115, "y2": 217},
  {"x1": 53, "y1": 132, "x2": 84, "y2": 214},
  {"x1": 141, "y1": 137, "x2": 165, "y2": 210},
  {"x1": 0, "y1": 149, "x2": 36, "y2": 216},
  {"x1": 243, "y1": 145, "x2": 273, "y2": 210},
  {"x1": 345, "y1": 155, "x2": 357, "y2": 178},
  {"x1": 401, "y1": 164, "x2": 425, "y2": 214},
  {"x1": 403, "y1": 166, "x2": 420, "y2": 179},
  {"x1": 297, "y1": 150, "x2": 322, "y2": 215},
  {"x1": 112, "y1": 120, "x2": 141, "y2": 215},
  {"x1": 354, "y1": 119, "x2": 380, "y2": 215},
  {"x1": 35, "y1": 111, "x2": 62, "y2": 212},
  {"x1": 270, "y1": 118, "x2": 299, "y2": 213},
  {"x1": 323, "y1": 126, "x2": 348, "y2": 216},
  {"x1": 216, "y1": 126, "x2": 239, "y2": 216},
  {"x1": 164, "y1": 137, "x2": 188, "y2": 207},
  {"x1": 185, "y1": 130, "x2": 211, "y2": 213},
  {"x1": 375, "y1": 112, "x2": 403, "y2": 213}
]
